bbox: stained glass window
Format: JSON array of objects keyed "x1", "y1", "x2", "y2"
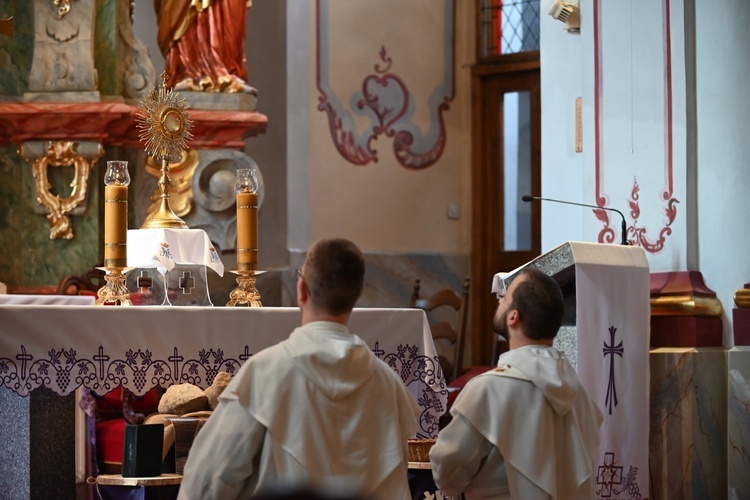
[{"x1": 479, "y1": 0, "x2": 540, "y2": 58}]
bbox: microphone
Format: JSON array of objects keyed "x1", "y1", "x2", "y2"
[{"x1": 522, "y1": 195, "x2": 629, "y2": 246}]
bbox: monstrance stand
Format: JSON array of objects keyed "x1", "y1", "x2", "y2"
[{"x1": 137, "y1": 71, "x2": 192, "y2": 230}]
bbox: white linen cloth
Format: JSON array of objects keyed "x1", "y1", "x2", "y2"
[
  {"x1": 179, "y1": 321, "x2": 420, "y2": 499},
  {"x1": 127, "y1": 228, "x2": 224, "y2": 276},
  {"x1": 0, "y1": 294, "x2": 95, "y2": 306},
  {"x1": 570, "y1": 242, "x2": 650, "y2": 497},
  {"x1": 430, "y1": 346, "x2": 603, "y2": 499}
]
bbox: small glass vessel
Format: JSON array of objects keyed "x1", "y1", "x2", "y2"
[
  {"x1": 104, "y1": 160, "x2": 131, "y2": 186},
  {"x1": 235, "y1": 168, "x2": 258, "y2": 194}
]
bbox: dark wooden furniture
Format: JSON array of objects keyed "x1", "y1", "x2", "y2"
[{"x1": 410, "y1": 277, "x2": 470, "y2": 383}]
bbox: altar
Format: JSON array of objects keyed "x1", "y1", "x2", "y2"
[{"x1": 0, "y1": 305, "x2": 448, "y2": 498}]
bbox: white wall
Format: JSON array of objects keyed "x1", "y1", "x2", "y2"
[
  {"x1": 541, "y1": 0, "x2": 750, "y2": 344},
  {"x1": 542, "y1": 0, "x2": 689, "y2": 265},
  {"x1": 540, "y1": 0, "x2": 586, "y2": 250},
  {"x1": 696, "y1": 0, "x2": 750, "y2": 345},
  {"x1": 287, "y1": 0, "x2": 313, "y2": 253}
]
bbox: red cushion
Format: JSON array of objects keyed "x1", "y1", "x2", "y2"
[
  {"x1": 95, "y1": 418, "x2": 126, "y2": 471},
  {"x1": 94, "y1": 387, "x2": 160, "y2": 475},
  {"x1": 96, "y1": 387, "x2": 160, "y2": 415},
  {"x1": 132, "y1": 388, "x2": 160, "y2": 413}
]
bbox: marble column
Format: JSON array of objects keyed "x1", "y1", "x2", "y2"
[
  {"x1": 728, "y1": 346, "x2": 750, "y2": 498},
  {"x1": 649, "y1": 348, "x2": 727, "y2": 499}
]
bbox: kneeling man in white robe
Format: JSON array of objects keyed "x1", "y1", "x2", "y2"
[
  {"x1": 179, "y1": 238, "x2": 420, "y2": 499},
  {"x1": 430, "y1": 268, "x2": 603, "y2": 499}
]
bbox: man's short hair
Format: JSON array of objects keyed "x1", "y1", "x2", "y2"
[
  {"x1": 304, "y1": 238, "x2": 365, "y2": 315},
  {"x1": 512, "y1": 268, "x2": 564, "y2": 340}
]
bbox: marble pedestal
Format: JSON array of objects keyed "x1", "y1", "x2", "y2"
[
  {"x1": 728, "y1": 347, "x2": 750, "y2": 499},
  {"x1": 649, "y1": 348, "x2": 728, "y2": 499},
  {"x1": 650, "y1": 347, "x2": 750, "y2": 499},
  {"x1": 0, "y1": 387, "x2": 77, "y2": 499}
]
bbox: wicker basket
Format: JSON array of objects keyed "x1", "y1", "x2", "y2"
[{"x1": 408, "y1": 438, "x2": 436, "y2": 463}]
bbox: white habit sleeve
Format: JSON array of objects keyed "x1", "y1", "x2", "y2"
[
  {"x1": 178, "y1": 398, "x2": 266, "y2": 500},
  {"x1": 429, "y1": 412, "x2": 494, "y2": 496}
]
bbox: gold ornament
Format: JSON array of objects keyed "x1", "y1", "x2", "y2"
[
  {"x1": 137, "y1": 71, "x2": 193, "y2": 229},
  {"x1": 735, "y1": 285, "x2": 750, "y2": 308}
]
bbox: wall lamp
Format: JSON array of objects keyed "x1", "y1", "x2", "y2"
[{"x1": 548, "y1": 0, "x2": 580, "y2": 32}]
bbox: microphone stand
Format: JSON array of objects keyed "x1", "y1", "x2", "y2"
[{"x1": 522, "y1": 195, "x2": 629, "y2": 246}]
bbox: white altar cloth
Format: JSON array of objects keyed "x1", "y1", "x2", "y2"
[
  {"x1": 0, "y1": 294, "x2": 95, "y2": 306},
  {"x1": 127, "y1": 228, "x2": 224, "y2": 276},
  {"x1": 0, "y1": 306, "x2": 447, "y2": 438}
]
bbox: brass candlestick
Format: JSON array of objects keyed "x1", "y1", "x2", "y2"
[
  {"x1": 226, "y1": 269, "x2": 264, "y2": 307},
  {"x1": 97, "y1": 161, "x2": 132, "y2": 306},
  {"x1": 137, "y1": 71, "x2": 192, "y2": 229},
  {"x1": 227, "y1": 168, "x2": 262, "y2": 307},
  {"x1": 95, "y1": 267, "x2": 133, "y2": 306}
]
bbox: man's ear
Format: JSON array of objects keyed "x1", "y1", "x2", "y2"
[
  {"x1": 297, "y1": 277, "x2": 309, "y2": 305},
  {"x1": 506, "y1": 309, "x2": 520, "y2": 326}
]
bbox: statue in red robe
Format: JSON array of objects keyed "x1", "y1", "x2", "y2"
[{"x1": 155, "y1": 0, "x2": 256, "y2": 93}]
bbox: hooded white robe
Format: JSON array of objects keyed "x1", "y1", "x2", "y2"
[
  {"x1": 430, "y1": 345, "x2": 603, "y2": 499},
  {"x1": 178, "y1": 321, "x2": 421, "y2": 499}
]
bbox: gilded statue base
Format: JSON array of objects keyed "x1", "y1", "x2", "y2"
[
  {"x1": 650, "y1": 271, "x2": 723, "y2": 347},
  {"x1": 226, "y1": 270, "x2": 263, "y2": 307},
  {"x1": 94, "y1": 268, "x2": 133, "y2": 306}
]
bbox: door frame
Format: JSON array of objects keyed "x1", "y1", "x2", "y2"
[{"x1": 470, "y1": 52, "x2": 541, "y2": 365}]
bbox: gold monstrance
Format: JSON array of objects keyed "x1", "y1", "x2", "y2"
[{"x1": 137, "y1": 71, "x2": 193, "y2": 229}]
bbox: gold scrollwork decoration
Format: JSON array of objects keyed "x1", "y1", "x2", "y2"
[{"x1": 30, "y1": 141, "x2": 102, "y2": 240}]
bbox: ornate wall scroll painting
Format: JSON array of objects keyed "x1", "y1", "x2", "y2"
[
  {"x1": 589, "y1": 0, "x2": 686, "y2": 266},
  {"x1": 316, "y1": 0, "x2": 455, "y2": 169}
]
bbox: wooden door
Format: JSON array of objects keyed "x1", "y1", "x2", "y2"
[{"x1": 470, "y1": 54, "x2": 541, "y2": 365}]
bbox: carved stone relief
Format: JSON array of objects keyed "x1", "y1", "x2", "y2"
[
  {"x1": 26, "y1": 0, "x2": 98, "y2": 99},
  {"x1": 117, "y1": 0, "x2": 155, "y2": 100}
]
